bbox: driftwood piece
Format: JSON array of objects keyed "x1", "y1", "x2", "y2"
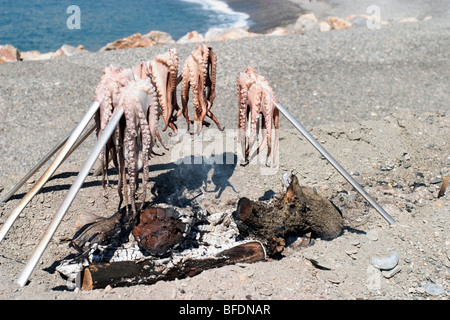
[
  {"x1": 80, "y1": 241, "x2": 265, "y2": 290},
  {"x1": 233, "y1": 174, "x2": 343, "y2": 256}
]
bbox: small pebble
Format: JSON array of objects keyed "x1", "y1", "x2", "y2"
[
  {"x1": 424, "y1": 282, "x2": 444, "y2": 296},
  {"x1": 104, "y1": 285, "x2": 113, "y2": 293},
  {"x1": 305, "y1": 256, "x2": 332, "y2": 270},
  {"x1": 366, "y1": 229, "x2": 379, "y2": 241},
  {"x1": 381, "y1": 265, "x2": 401, "y2": 278},
  {"x1": 326, "y1": 272, "x2": 341, "y2": 284},
  {"x1": 239, "y1": 273, "x2": 249, "y2": 281},
  {"x1": 430, "y1": 178, "x2": 443, "y2": 184},
  {"x1": 371, "y1": 251, "x2": 399, "y2": 270},
  {"x1": 345, "y1": 248, "x2": 358, "y2": 260}
]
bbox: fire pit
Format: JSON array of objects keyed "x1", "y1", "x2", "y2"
[{"x1": 57, "y1": 174, "x2": 343, "y2": 290}]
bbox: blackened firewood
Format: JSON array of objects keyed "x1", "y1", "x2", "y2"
[
  {"x1": 80, "y1": 241, "x2": 266, "y2": 290},
  {"x1": 233, "y1": 175, "x2": 343, "y2": 256},
  {"x1": 71, "y1": 205, "x2": 186, "y2": 257},
  {"x1": 71, "y1": 207, "x2": 134, "y2": 253}
]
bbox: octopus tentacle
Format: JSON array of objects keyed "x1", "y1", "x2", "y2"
[
  {"x1": 208, "y1": 48, "x2": 217, "y2": 105},
  {"x1": 144, "y1": 77, "x2": 160, "y2": 150},
  {"x1": 193, "y1": 57, "x2": 207, "y2": 134},
  {"x1": 237, "y1": 73, "x2": 249, "y2": 164},
  {"x1": 150, "y1": 49, "x2": 179, "y2": 133},
  {"x1": 136, "y1": 104, "x2": 151, "y2": 212},
  {"x1": 272, "y1": 107, "x2": 280, "y2": 167},
  {"x1": 252, "y1": 89, "x2": 272, "y2": 164},
  {"x1": 181, "y1": 59, "x2": 193, "y2": 132},
  {"x1": 205, "y1": 110, "x2": 223, "y2": 131},
  {"x1": 247, "y1": 83, "x2": 263, "y2": 160},
  {"x1": 237, "y1": 68, "x2": 259, "y2": 165},
  {"x1": 122, "y1": 95, "x2": 138, "y2": 215}
]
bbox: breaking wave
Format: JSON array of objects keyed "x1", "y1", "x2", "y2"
[{"x1": 180, "y1": 0, "x2": 250, "y2": 30}]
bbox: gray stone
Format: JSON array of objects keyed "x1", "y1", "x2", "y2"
[
  {"x1": 305, "y1": 255, "x2": 332, "y2": 270},
  {"x1": 366, "y1": 229, "x2": 379, "y2": 241},
  {"x1": 424, "y1": 282, "x2": 444, "y2": 296},
  {"x1": 293, "y1": 14, "x2": 320, "y2": 34},
  {"x1": 381, "y1": 265, "x2": 401, "y2": 278},
  {"x1": 371, "y1": 251, "x2": 399, "y2": 270}
]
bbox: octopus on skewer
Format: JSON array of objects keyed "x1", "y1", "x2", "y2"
[
  {"x1": 93, "y1": 66, "x2": 135, "y2": 193},
  {"x1": 237, "y1": 67, "x2": 279, "y2": 167},
  {"x1": 93, "y1": 49, "x2": 181, "y2": 217},
  {"x1": 133, "y1": 48, "x2": 180, "y2": 137},
  {"x1": 114, "y1": 78, "x2": 160, "y2": 217},
  {"x1": 179, "y1": 44, "x2": 224, "y2": 134}
]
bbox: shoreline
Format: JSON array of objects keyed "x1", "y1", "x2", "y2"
[
  {"x1": 1, "y1": 0, "x2": 449, "y2": 57},
  {"x1": 1, "y1": 0, "x2": 305, "y2": 60},
  {"x1": 0, "y1": 0, "x2": 303, "y2": 54},
  {"x1": 224, "y1": 0, "x2": 305, "y2": 33}
]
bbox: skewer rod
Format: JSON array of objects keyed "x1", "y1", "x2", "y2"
[
  {"x1": 0, "y1": 124, "x2": 97, "y2": 205},
  {"x1": 0, "y1": 102, "x2": 99, "y2": 243},
  {"x1": 0, "y1": 128, "x2": 74, "y2": 205},
  {"x1": 17, "y1": 107, "x2": 123, "y2": 287},
  {"x1": 275, "y1": 102, "x2": 395, "y2": 225}
]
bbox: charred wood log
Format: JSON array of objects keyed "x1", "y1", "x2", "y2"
[
  {"x1": 70, "y1": 208, "x2": 134, "y2": 253},
  {"x1": 65, "y1": 205, "x2": 268, "y2": 291},
  {"x1": 233, "y1": 174, "x2": 343, "y2": 256},
  {"x1": 79, "y1": 241, "x2": 265, "y2": 290}
]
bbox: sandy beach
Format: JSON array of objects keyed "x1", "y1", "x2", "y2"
[
  {"x1": 226, "y1": 0, "x2": 450, "y2": 33},
  {"x1": 0, "y1": 0, "x2": 449, "y2": 304},
  {"x1": 287, "y1": 0, "x2": 450, "y2": 21}
]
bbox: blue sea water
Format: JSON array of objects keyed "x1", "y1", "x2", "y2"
[{"x1": 0, "y1": 0, "x2": 249, "y2": 52}]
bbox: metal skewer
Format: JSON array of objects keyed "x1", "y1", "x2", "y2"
[
  {"x1": 0, "y1": 128, "x2": 74, "y2": 205},
  {"x1": 0, "y1": 102, "x2": 100, "y2": 243},
  {"x1": 0, "y1": 123, "x2": 97, "y2": 205},
  {"x1": 275, "y1": 102, "x2": 395, "y2": 225},
  {"x1": 16, "y1": 107, "x2": 123, "y2": 287}
]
